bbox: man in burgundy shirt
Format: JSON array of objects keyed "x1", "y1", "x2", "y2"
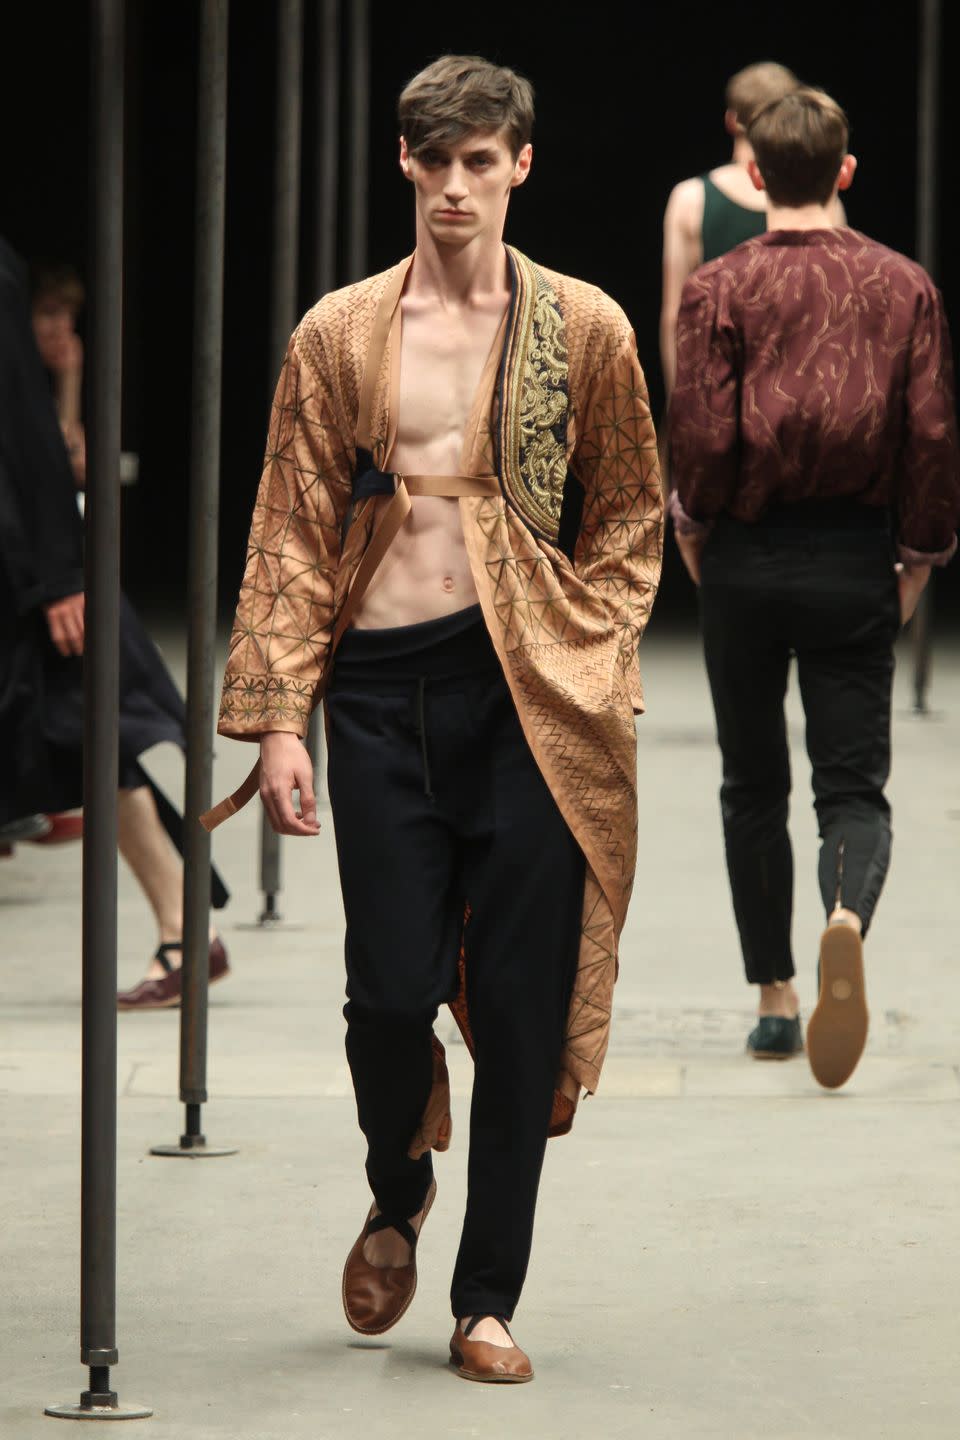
[{"x1": 669, "y1": 88, "x2": 960, "y2": 1089}]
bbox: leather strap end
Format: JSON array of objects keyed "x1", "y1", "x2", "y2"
[
  {"x1": 199, "y1": 797, "x2": 237, "y2": 832},
  {"x1": 200, "y1": 760, "x2": 262, "y2": 831}
]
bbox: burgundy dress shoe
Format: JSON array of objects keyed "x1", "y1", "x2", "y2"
[
  {"x1": 449, "y1": 1315, "x2": 533, "y2": 1384},
  {"x1": 342, "y1": 1179, "x2": 437, "y2": 1336},
  {"x1": 30, "y1": 812, "x2": 83, "y2": 844},
  {"x1": 117, "y1": 938, "x2": 229, "y2": 1011}
]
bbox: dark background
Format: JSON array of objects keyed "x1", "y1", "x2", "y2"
[{"x1": 2, "y1": 0, "x2": 957, "y2": 626}]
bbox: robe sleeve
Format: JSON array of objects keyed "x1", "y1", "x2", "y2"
[
  {"x1": 572, "y1": 336, "x2": 664, "y2": 712},
  {"x1": 668, "y1": 272, "x2": 739, "y2": 536},
  {"x1": 895, "y1": 281, "x2": 960, "y2": 566},
  {"x1": 218, "y1": 330, "x2": 353, "y2": 740}
]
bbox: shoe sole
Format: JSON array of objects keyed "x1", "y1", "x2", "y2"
[
  {"x1": 449, "y1": 1355, "x2": 534, "y2": 1384},
  {"x1": 342, "y1": 1180, "x2": 437, "y2": 1337},
  {"x1": 806, "y1": 925, "x2": 868, "y2": 1089},
  {"x1": 117, "y1": 967, "x2": 230, "y2": 1011},
  {"x1": 750, "y1": 1048, "x2": 803, "y2": 1061}
]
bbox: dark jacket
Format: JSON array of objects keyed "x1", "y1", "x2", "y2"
[
  {"x1": 0, "y1": 237, "x2": 227, "y2": 907},
  {"x1": 0, "y1": 237, "x2": 85, "y2": 822}
]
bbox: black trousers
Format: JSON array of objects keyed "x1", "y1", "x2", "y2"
[
  {"x1": 699, "y1": 510, "x2": 899, "y2": 985},
  {"x1": 326, "y1": 607, "x2": 585, "y2": 1320}
]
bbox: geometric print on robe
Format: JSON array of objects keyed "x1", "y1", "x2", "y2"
[{"x1": 218, "y1": 256, "x2": 664, "y2": 1108}]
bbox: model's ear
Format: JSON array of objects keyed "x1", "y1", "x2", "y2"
[
  {"x1": 724, "y1": 107, "x2": 741, "y2": 137},
  {"x1": 837, "y1": 153, "x2": 857, "y2": 192},
  {"x1": 510, "y1": 143, "x2": 533, "y2": 189},
  {"x1": 399, "y1": 135, "x2": 412, "y2": 180},
  {"x1": 747, "y1": 159, "x2": 766, "y2": 193}
]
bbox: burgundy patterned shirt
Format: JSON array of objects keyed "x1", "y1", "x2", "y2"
[{"x1": 669, "y1": 227, "x2": 960, "y2": 564}]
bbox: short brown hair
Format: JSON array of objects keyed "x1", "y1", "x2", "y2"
[
  {"x1": 748, "y1": 87, "x2": 849, "y2": 207},
  {"x1": 725, "y1": 61, "x2": 798, "y2": 129},
  {"x1": 398, "y1": 55, "x2": 534, "y2": 159},
  {"x1": 30, "y1": 261, "x2": 85, "y2": 314}
]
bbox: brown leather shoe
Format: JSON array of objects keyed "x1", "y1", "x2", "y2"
[
  {"x1": 449, "y1": 1316, "x2": 533, "y2": 1383},
  {"x1": 342, "y1": 1179, "x2": 437, "y2": 1336},
  {"x1": 117, "y1": 938, "x2": 229, "y2": 1011}
]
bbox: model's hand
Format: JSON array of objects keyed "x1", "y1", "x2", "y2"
[
  {"x1": 62, "y1": 420, "x2": 87, "y2": 487},
  {"x1": 895, "y1": 562, "x2": 931, "y2": 626},
  {"x1": 44, "y1": 591, "x2": 85, "y2": 656},
  {"x1": 676, "y1": 530, "x2": 705, "y2": 587},
  {"x1": 259, "y1": 731, "x2": 320, "y2": 836}
]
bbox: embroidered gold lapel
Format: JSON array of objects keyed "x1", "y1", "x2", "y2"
[{"x1": 497, "y1": 248, "x2": 569, "y2": 542}]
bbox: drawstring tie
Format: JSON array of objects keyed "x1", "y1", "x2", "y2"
[{"x1": 415, "y1": 676, "x2": 434, "y2": 800}]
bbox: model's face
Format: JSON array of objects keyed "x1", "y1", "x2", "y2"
[
  {"x1": 32, "y1": 299, "x2": 76, "y2": 369},
  {"x1": 399, "y1": 128, "x2": 532, "y2": 249}
]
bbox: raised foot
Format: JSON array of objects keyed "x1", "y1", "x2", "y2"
[
  {"x1": 807, "y1": 920, "x2": 868, "y2": 1090},
  {"x1": 342, "y1": 1179, "x2": 437, "y2": 1336}
]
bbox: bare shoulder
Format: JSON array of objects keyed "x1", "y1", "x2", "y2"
[{"x1": 664, "y1": 176, "x2": 705, "y2": 236}]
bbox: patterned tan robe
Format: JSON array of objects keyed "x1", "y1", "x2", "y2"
[{"x1": 218, "y1": 248, "x2": 663, "y2": 1125}]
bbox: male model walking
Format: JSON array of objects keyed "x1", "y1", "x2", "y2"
[
  {"x1": 209, "y1": 56, "x2": 662, "y2": 1380},
  {"x1": 669, "y1": 87, "x2": 959, "y2": 1087}
]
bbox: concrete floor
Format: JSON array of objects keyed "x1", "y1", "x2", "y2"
[{"x1": 2, "y1": 626, "x2": 958, "y2": 1439}]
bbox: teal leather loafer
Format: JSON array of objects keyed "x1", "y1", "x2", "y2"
[{"x1": 746, "y1": 1015, "x2": 804, "y2": 1060}]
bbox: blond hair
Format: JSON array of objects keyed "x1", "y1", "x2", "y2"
[
  {"x1": 748, "y1": 87, "x2": 849, "y2": 206},
  {"x1": 725, "y1": 61, "x2": 798, "y2": 129},
  {"x1": 398, "y1": 55, "x2": 534, "y2": 159}
]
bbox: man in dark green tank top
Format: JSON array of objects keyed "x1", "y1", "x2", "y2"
[
  {"x1": 660, "y1": 61, "x2": 797, "y2": 397},
  {"x1": 700, "y1": 171, "x2": 767, "y2": 262}
]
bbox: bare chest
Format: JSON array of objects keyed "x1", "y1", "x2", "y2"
[{"x1": 392, "y1": 302, "x2": 506, "y2": 473}]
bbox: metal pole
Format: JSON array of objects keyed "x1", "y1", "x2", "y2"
[
  {"x1": 912, "y1": 0, "x2": 941, "y2": 713},
  {"x1": 151, "y1": 0, "x2": 235, "y2": 1160},
  {"x1": 47, "y1": 0, "x2": 149, "y2": 1419},
  {"x1": 345, "y1": 0, "x2": 369, "y2": 281},
  {"x1": 305, "y1": 0, "x2": 341, "y2": 796},
  {"x1": 315, "y1": 0, "x2": 340, "y2": 299},
  {"x1": 259, "y1": 0, "x2": 304, "y2": 922}
]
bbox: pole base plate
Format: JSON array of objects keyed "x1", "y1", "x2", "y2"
[
  {"x1": 45, "y1": 1401, "x2": 153, "y2": 1421},
  {"x1": 149, "y1": 1140, "x2": 238, "y2": 1158}
]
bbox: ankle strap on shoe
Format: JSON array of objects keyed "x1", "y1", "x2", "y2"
[
  {"x1": 462, "y1": 1314, "x2": 512, "y2": 1340},
  {"x1": 153, "y1": 941, "x2": 183, "y2": 974},
  {"x1": 367, "y1": 1214, "x2": 417, "y2": 1248}
]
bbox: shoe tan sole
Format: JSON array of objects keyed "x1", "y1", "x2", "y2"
[
  {"x1": 750, "y1": 1048, "x2": 803, "y2": 1061},
  {"x1": 117, "y1": 967, "x2": 230, "y2": 1011},
  {"x1": 806, "y1": 925, "x2": 868, "y2": 1090},
  {"x1": 342, "y1": 1180, "x2": 437, "y2": 1336},
  {"x1": 449, "y1": 1355, "x2": 534, "y2": 1384}
]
